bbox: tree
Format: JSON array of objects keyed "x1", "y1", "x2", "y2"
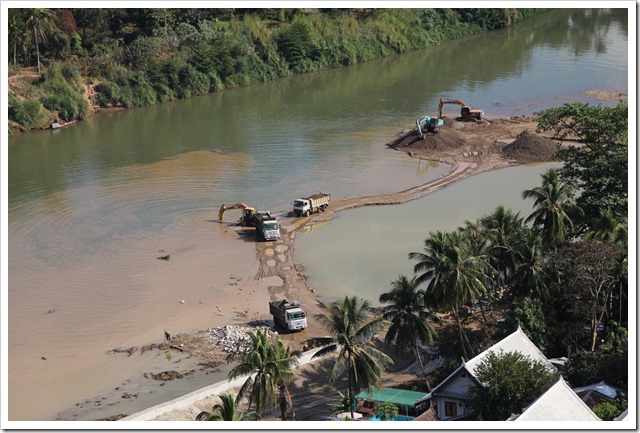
[
  {"x1": 24, "y1": 8, "x2": 58, "y2": 73},
  {"x1": 550, "y1": 240, "x2": 617, "y2": 351},
  {"x1": 480, "y1": 206, "x2": 524, "y2": 283},
  {"x1": 509, "y1": 228, "x2": 551, "y2": 300},
  {"x1": 592, "y1": 392, "x2": 627, "y2": 421},
  {"x1": 466, "y1": 350, "x2": 560, "y2": 420},
  {"x1": 305, "y1": 296, "x2": 393, "y2": 419},
  {"x1": 522, "y1": 168, "x2": 576, "y2": 251},
  {"x1": 195, "y1": 393, "x2": 260, "y2": 421},
  {"x1": 565, "y1": 349, "x2": 628, "y2": 389},
  {"x1": 226, "y1": 329, "x2": 300, "y2": 415},
  {"x1": 410, "y1": 231, "x2": 489, "y2": 360},
  {"x1": 374, "y1": 401, "x2": 399, "y2": 421},
  {"x1": 278, "y1": 383, "x2": 295, "y2": 420},
  {"x1": 535, "y1": 102, "x2": 628, "y2": 221},
  {"x1": 8, "y1": 9, "x2": 26, "y2": 65},
  {"x1": 492, "y1": 298, "x2": 547, "y2": 350},
  {"x1": 584, "y1": 207, "x2": 627, "y2": 245},
  {"x1": 379, "y1": 275, "x2": 440, "y2": 390}
]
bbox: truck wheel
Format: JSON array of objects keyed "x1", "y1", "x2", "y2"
[{"x1": 304, "y1": 210, "x2": 309, "y2": 217}]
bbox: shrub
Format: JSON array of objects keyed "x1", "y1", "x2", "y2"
[
  {"x1": 8, "y1": 94, "x2": 45, "y2": 128},
  {"x1": 373, "y1": 402, "x2": 399, "y2": 421},
  {"x1": 95, "y1": 80, "x2": 122, "y2": 107},
  {"x1": 40, "y1": 92, "x2": 89, "y2": 120}
]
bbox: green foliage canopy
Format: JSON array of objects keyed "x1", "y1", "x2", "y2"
[{"x1": 466, "y1": 350, "x2": 560, "y2": 420}]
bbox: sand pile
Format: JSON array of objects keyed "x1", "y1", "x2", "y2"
[{"x1": 501, "y1": 130, "x2": 561, "y2": 163}]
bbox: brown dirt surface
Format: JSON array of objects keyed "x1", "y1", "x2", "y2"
[{"x1": 387, "y1": 115, "x2": 557, "y2": 168}]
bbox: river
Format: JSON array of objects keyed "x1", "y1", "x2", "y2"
[{"x1": 5, "y1": 8, "x2": 629, "y2": 422}]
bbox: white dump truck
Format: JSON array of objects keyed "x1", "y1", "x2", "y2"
[
  {"x1": 292, "y1": 193, "x2": 331, "y2": 217},
  {"x1": 269, "y1": 300, "x2": 307, "y2": 331}
]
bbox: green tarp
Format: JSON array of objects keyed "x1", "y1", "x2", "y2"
[{"x1": 355, "y1": 387, "x2": 428, "y2": 407}]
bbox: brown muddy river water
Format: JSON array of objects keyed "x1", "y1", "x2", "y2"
[{"x1": 5, "y1": 9, "x2": 629, "y2": 422}]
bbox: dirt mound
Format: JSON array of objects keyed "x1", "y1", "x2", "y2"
[{"x1": 501, "y1": 131, "x2": 561, "y2": 163}]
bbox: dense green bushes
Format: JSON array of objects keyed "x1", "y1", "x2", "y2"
[
  {"x1": 8, "y1": 8, "x2": 547, "y2": 130},
  {"x1": 39, "y1": 63, "x2": 89, "y2": 120},
  {"x1": 8, "y1": 92, "x2": 45, "y2": 128}
]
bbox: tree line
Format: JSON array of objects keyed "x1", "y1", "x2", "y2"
[
  {"x1": 195, "y1": 102, "x2": 628, "y2": 421},
  {"x1": 8, "y1": 8, "x2": 542, "y2": 131}
]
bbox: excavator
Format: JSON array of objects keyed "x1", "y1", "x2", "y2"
[
  {"x1": 218, "y1": 203, "x2": 280, "y2": 240},
  {"x1": 218, "y1": 203, "x2": 255, "y2": 222},
  {"x1": 438, "y1": 98, "x2": 484, "y2": 121}
]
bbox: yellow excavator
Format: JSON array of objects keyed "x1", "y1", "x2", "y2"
[
  {"x1": 438, "y1": 98, "x2": 484, "y2": 121},
  {"x1": 218, "y1": 203, "x2": 255, "y2": 221}
]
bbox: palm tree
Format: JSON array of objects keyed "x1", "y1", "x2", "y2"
[
  {"x1": 584, "y1": 207, "x2": 627, "y2": 244},
  {"x1": 305, "y1": 296, "x2": 393, "y2": 419},
  {"x1": 226, "y1": 329, "x2": 299, "y2": 415},
  {"x1": 410, "y1": 231, "x2": 489, "y2": 360},
  {"x1": 509, "y1": 228, "x2": 551, "y2": 301},
  {"x1": 195, "y1": 393, "x2": 260, "y2": 421},
  {"x1": 480, "y1": 205, "x2": 524, "y2": 283},
  {"x1": 379, "y1": 274, "x2": 440, "y2": 390},
  {"x1": 522, "y1": 168, "x2": 576, "y2": 251},
  {"x1": 24, "y1": 8, "x2": 58, "y2": 74}
]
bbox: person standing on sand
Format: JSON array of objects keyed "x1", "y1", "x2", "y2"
[{"x1": 164, "y1": 329, "x2": 171, "y2": 343}]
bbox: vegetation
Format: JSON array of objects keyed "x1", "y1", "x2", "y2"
[
  {"x1": 592, "y1": 392, "x2": 627, "y2": 421},
  {"x1": 466, "y1": 350, "x2": 561, "y2": 420},
  {"x1": 195, "y1": 393, "x2": 260, "y2": 421},
  {"x1": 535, "y1": 102, "x2": 628, "y2": 224},
  {"x1": 398, "y1": 102, "x2": 627, "y2": 418},
  {"x1": 409, "y1": 230, "x2": 491, "y2": 360},
  {"x1": 8, "y1": 7, "x2": 544, "y2": 132},
  {"x1": 226, "y1": 329, "x2": 300, "y2": 416},
  {"x1": 378, "y1": 274, "x2": 440, "y2": 390},
  {"x1": 373, "y1": 401, "x2": 400, "y2": 421},
  {"x1": 305, "y1": 296, "x2": 393, "y2": 419}
]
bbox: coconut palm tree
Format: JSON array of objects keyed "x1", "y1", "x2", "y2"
[
  {"x1": 522, "y1": 168, "x2": 576, "y2": 251},
  {"x1": 226, "y1": 329, "x2": 299, "y2": 415},
  {"x1": 305, "y1": 296, "x2": 393, "y2": 419},
  {"x1": 379, "y1": 274, "x2": 440, "y2": 390},
  {"x1": 410, "y1": 231, "x2": 489, "y2": 360},
  {"x1": 509, "y1": 228, "x2": 551, "y2": 301},
  {"x1": 584, "y1": 207, "x2": 627, "y2": 245},
  {"x1": 24, "y1": 8, "x2": 58, "y2": 74},
  {"x1": 480, "y1": 205, "x2": 524, "y2": 283},
  {"x1": 195, "y1": 393, "x2": 260, "y2": 421}
]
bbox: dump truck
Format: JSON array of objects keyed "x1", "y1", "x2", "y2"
[
  {"x1": 244, "y1": 210, "x2": 280, "y2": 241},
  {"x1": 292, "y1": 193, "x2": 331, "y2": 217},
  {"x1": 269, "y1": 300, "x2": 307, "y2": 331}
]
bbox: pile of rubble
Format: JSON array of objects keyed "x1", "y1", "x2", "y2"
[{"x1": 208, "y1": 325, "x2": 277, "y2": 354}]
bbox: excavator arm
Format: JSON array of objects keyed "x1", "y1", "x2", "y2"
[{"x1": 218, "y1": 203, "x2": 253, "y2": 221}]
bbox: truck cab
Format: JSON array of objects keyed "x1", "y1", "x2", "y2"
[
  {"x1": 284, "y1": 307, "x2": 307, "y2": 330},
  {"x1": 293, "y1": 199, "x2": 311, "y2": 217},
  {"x1": 260, "y1": 218, "x2": 280, "y2": 241}
]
